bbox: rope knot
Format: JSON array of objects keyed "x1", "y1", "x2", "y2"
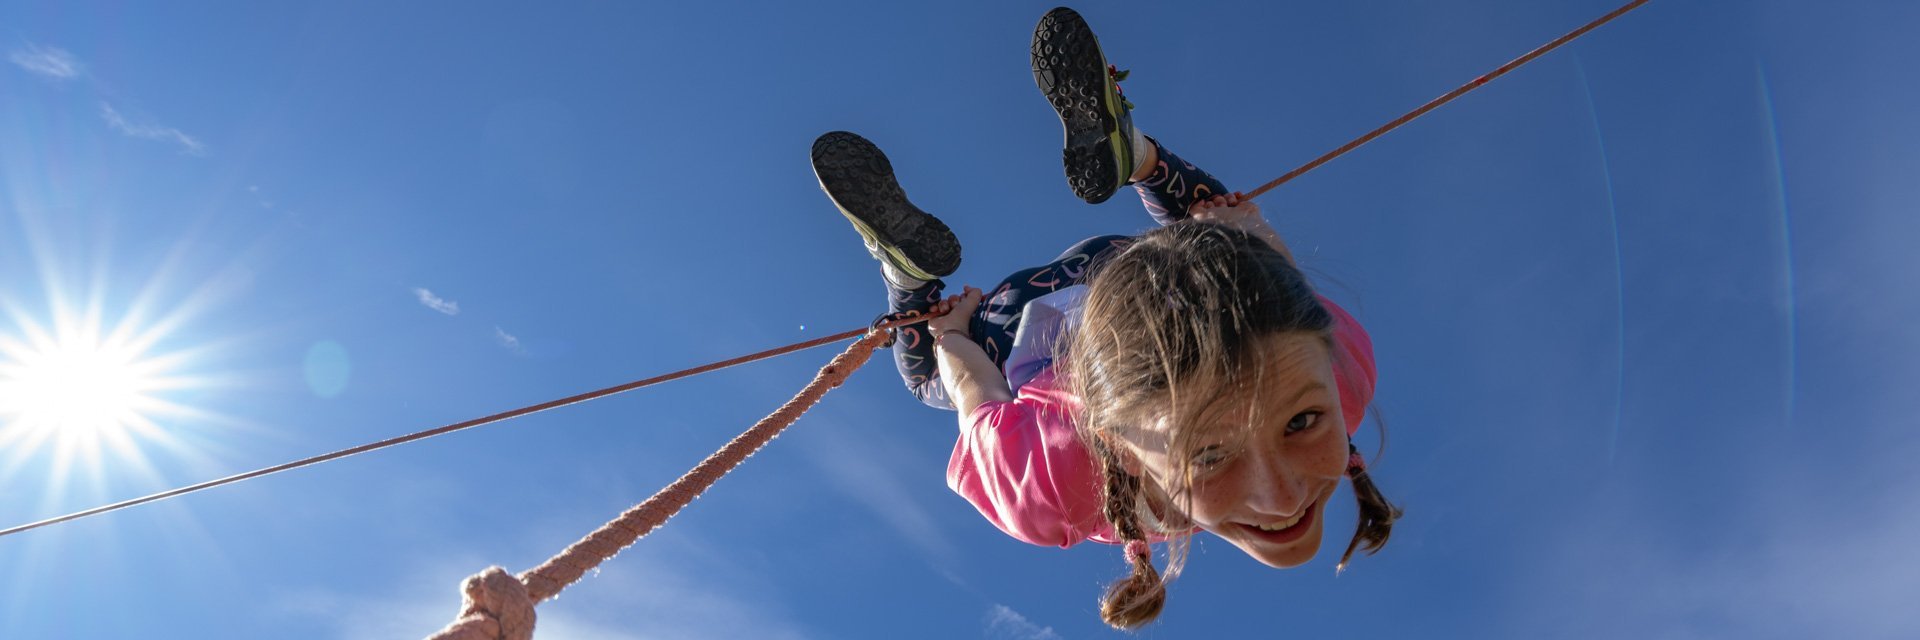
[{"x1": 426, "y1": 566, "x2": 536, "y2": 640}]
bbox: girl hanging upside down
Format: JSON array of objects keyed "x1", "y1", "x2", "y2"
[{"x1": 810, "y1": 7, "x2": 1401, "y2": 629}]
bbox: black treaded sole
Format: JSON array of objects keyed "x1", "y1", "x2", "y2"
[
  {"x1": 810, "y1": 131, "x2": 961, "y2": 279},
  {"x1": 1033, "y1": 6, "x2": 1123, "y2": 204}
]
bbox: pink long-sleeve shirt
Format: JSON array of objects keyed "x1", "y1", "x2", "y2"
[{"x1": 946, "y1": 296, "x2": 1377, "y2": 548}]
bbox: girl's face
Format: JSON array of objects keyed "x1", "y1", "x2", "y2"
[{"x1": 1120, "y1": 333, "x2": 1348, "y2": 569}]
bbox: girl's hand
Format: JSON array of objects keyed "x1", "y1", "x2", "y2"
[
  {"x1": 927, "y1": 285, "x2": 983, "y2": 339},
  {"x1": 1189, "y1": 192, "x2": 1262, "y2": 228},
  {"x1": 1191, "y1": 192, "x2": 1297, "y2": 265}
]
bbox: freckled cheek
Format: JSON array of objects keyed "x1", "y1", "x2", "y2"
[
  {"x1": 1298, "y1": 431, "x2": 1348, "y2": 480},
  {"x1": 1184, "y1": 477, "x2": 1244, "y2": 527}
]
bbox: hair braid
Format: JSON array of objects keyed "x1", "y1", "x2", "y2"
[
  {"x1": 1094, "y1": 442, "x2": 1167, "y2": 629},
  {"x1": 1338, "y1": 442, "x2": 1401, "y2": 573}
]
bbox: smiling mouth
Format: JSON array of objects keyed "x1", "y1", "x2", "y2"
[{"x1": 1236, "y1": 501, "x2": 1317, "y2": 545}]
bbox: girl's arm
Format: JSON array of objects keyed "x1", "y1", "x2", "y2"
[{"x1": 928, "y1": 286, "x2": 1015, "y2": 416}]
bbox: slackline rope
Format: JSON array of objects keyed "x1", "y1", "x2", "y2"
[
  {"x1": 1241, "y1": 0, "x2": 1651, "y2": 199},
  {"x1": 0, "y1": 2, "x2": 1651, "y2": 637},
  {"x1": 0, "y1": 314, "x2": 933, "y2": 540}
]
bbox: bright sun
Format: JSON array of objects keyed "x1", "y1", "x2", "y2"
[
  {"x1": 0, "y1": 298, "x2": 202, "y2": 485},
  {"x1": 0, "y1": 336, "x2": 157, "y2": 436}
]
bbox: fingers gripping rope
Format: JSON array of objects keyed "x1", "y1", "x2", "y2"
[
  {"x1": 873, "y1": 308, "x2": 936, "y2": 348},
  {"x1": 426, "y1": 328, "x2": 897, "y2": 640}
]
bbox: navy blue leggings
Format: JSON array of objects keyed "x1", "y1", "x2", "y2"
[
  {"x1": 883, "y1": 138, "x2": 1229, "y2": 410},
  {"x1": 886, "y1": 235, "x2": 1133, "y2": 409}
]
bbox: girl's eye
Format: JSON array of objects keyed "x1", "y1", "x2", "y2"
[
  {"x1": 1191, "y1": 445, "x2": 1229, "y2": 468},
  {"x1": 1285, "y1": 411, "x2": 1324, "y2": 434}
]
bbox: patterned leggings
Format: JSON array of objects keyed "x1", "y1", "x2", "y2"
[{"x1": 884, "y1": 137, "x2": 1230, "y2": 410}]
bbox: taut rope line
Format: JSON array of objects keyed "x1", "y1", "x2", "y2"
[
  {"x1": 0, "y1": 315, "x2": 933, "y2": 540},
  {"x1": 1240, "y1": 0, "x2": 1651, "y2": 199}
]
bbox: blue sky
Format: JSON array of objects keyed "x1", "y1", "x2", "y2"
[{"x1": 3, "y1": 0, "x2": 1916, "y2": 637}]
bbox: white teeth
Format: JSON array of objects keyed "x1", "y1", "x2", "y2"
[{"x1": 1256, "y1": 511, "x2": 1304, "y2": 531}]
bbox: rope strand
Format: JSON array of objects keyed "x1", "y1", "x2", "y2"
[
  {"x1": 1241, "y1": 0, "x2": 1652, "y2": 199},
  {"x1": 426, "y1": 328, "x2": 895, "y2": 640}
]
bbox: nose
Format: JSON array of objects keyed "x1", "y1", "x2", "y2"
[{"x1": 1240, "y1": 447, "x2": 1313, "y2": 517}]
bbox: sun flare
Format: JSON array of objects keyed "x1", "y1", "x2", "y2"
[
  {"x1": 0, "y1": 293, "x2": 210, "y2": 490},
  {"x1": 0, "y1": 334, "x2": 159, "y2": 437}
]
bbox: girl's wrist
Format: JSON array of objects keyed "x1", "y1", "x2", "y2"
[{"x1": 930, "y1": 328, "x2": 970, "y2": 342}]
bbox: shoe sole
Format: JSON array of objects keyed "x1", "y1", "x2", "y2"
[
  {"x1": 1032, "y1": 7, "x2": 1129, "y2": 204},
  {"x1": 810, "y1": 131, "x2": 961, "y2": 280}
]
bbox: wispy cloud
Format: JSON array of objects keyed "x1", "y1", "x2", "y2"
[
  {"x1": 246, "y1": 185, "x2": 274, "y2": 210},
  {"x1": 8, "y1": 43, "x2": 81, "y2": 79},
  {"x1": 412, "y1": 288, "x2": 460, "y2": 315},
  {"x1": 493, "y1": 326, "x2": 525, "y2": 354},
  {"x1": 986, "y1": 604, "x2": 1062, "y2": 640},
  {"x1": 100, "y1": 102, "x2": 204, "y2": 155},
  {"x1": 800, "y1": 418, "x2": 957, "y2": 562}
]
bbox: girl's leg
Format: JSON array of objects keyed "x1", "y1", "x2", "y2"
[
  {"x1": 875, "y1": 234, "x2": 1131, "y2": 409},
  {"x1": 1030, "y1": 8, "x2": 1231, "y2": 225},
  {"x1": 813, "y1": 131, "x2": 964, "y2": 410},
  {"x1": 883, "y1": 278, "x2": 955, "y2": 410},
  {"x1": 1131, "y1": 137, "x2": 1231, "y2": 226},
  {"x1": 971, "y1": 234, "x2": 1133, "y2": 370}
]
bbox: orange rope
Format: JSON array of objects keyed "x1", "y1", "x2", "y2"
[
  {"x1": 426, "y1": 328, "x2": 895, "y2": 640},
  {"x1": 1242, "y1": 0, "x2": 1652, "y2": 199},
  {"x1": 0, "y1": 314, "x2": 935, "y2": 540}
]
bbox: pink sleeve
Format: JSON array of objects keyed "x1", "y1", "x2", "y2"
[
  {"x1": 946, "y1": 397, "x2": 1105, "y2": 548},
  {"x1": 1318, "y1": 296, "x2": 1378, "y2": 438}
]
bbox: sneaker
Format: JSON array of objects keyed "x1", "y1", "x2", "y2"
[
  {"x1": 811, "y1": 131, "x2": 962, "y2": 281},
  {"x1": 1032, "y1": 6, "x2": 1137, "y2": 204}
]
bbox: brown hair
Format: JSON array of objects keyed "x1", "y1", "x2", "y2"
[{"x1": 1065, "y1": 221, "x2": 1401, "y2": 628}]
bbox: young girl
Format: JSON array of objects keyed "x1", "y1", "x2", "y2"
[{"x1": 811, "y1": 7, "x2": 1400, "y2": 628}]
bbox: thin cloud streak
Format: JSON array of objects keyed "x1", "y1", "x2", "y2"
[
  {"x1": 986, "y1": 604, "x2": 1062, "y2": 640},
  {"x1": 412, "y1": 288, "x2": 460, "y2": 315},
  {"x1": 494, "y1": 326, "x2": 524, "y2": 354},
  {"x1": 801, "y1": 419, "x2": 957, "y2": 563},
  {"x1": 100, "y1": 103, "x2": 205, "y2": 155},
  {"x1": 8, "y1": 44, "x2": 81, "y2": 79}
]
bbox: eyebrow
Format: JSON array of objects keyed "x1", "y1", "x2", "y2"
[
  {"x1": 1250, "y1": 379, "x2": 1328, "y2": 414},
  {"x1": 1187, "y1": 379, "x2": 1330, "y2": 439}
]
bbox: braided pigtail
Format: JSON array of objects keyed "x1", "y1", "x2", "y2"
[
  {"x1": 1337, "y1": 442, "x2": 1402, "y2": 573},
  {"x1": 1094, "y1": 443, "x2": 1167, "y2": 629}
]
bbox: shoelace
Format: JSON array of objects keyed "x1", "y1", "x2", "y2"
[{"x1": 1108, "y1": 64, "x2": 1135, "y2": 111}]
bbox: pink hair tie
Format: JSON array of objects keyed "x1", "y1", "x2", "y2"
[
  {"x1": 1125, "y1": 539, "x2": 1152, "y2": 564},
  {"x1": 1347, "y1": 444, "x2": 1367, "y2": 475}
]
